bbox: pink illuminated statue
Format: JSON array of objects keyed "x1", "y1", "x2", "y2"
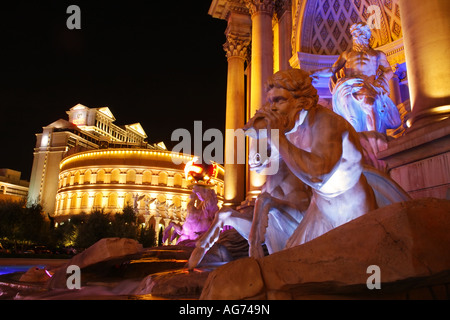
[{"x1": 164, "y1": 161, "x2": 219, "y2": 246}]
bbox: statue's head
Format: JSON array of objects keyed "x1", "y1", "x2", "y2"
[
  {"x1": 265, "y1": 69, "x2": 319, "y2": 132},
  {"x1": 243, "y1": 69, "x2": 318, "y2": 174},
  {"x1": 350, "y1": 22, "x2": 371, "y2": 46}
]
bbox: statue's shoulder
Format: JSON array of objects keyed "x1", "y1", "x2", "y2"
[
  {"x1": 308, "y1": 105, "x2": 343, "y2": 126},
  {"x1": 372, "y1": 47, "x2": 387, "y2": 58}
]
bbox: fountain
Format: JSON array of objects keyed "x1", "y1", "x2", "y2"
[{"x1": 2, "y1": 66, "x2": 449, "y2": 301}]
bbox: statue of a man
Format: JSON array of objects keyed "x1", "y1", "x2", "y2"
[
  {"x1": 256, "y1": 68, "x2": 378, "y2": 246},
  {"x1": 311, "y1": 22, "x2": 401, "y2": 134}
]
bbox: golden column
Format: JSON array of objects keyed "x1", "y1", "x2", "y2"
[
  {"x1": 399, "y1": 0, "x2": 450, "y2": 129},
  {"x1": 245, "y1": 0, "x2": 275, "y2": 199},
  {"x1": 275, "y1": 0, "x2": 292, "y2": 72},
  {"x1": 223, "y1": 13, "x2": 251, "y2": 207}
]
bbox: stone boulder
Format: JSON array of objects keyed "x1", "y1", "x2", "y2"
[
  {"x1": 19, "y1": 267, "x2": 52, "y2": 283},
  {"x1": 48, "y1": 238, "x2": 143, "y2": 289},
  {"x1": 135, "y1": 269, "x2": 210, "y2": 298},
  {"x1": 200, "y1": 198, "x2": 450, "y2": 300},
  {"x1": 68, "y1": 238, "x2": 143, "y2": 269}
]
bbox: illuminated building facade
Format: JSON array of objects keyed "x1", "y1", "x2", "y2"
[
  {"x1": 56, "y1": 149, "x2": 224, "y2": 231},
  {"x1": 28, "y1": 104, "x2": 225, "y2": 235},
  {"x1": 210, "y1": 0, "x2": 450, "y2": 204},
  {"x1": 0, "y1": 169, "x2": 29, "y2": 202}
]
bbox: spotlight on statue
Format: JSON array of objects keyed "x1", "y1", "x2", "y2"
[{"x1": 184, "y1": 157, "x2": 218, "y2": 187}]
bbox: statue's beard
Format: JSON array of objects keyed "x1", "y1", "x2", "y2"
[{"x1": 353, "y1": 37, "x2": 370, "y2": 52}]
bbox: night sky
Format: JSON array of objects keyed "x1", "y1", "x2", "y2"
[{"x1": 0, "y1": 1, "x2": 229, "y2": 180}]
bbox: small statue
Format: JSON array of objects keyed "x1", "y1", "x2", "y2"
[
  {"x1": 164, "y1": 162, "x2": 220, "y2": 246},
  {"x1": 311, "y1": 22, "x2": 401, "y2": 134}
]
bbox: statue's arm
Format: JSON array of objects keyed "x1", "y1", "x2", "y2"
[
  {"x1": 311, "y1": 52, "x2": 347, "y2": 78},
  {"x1": 375, "y1": 51, "x2": 393, "y2": 93},
  {"x1": 278, "y1": 112, "x2": 343, "y2": 189}
]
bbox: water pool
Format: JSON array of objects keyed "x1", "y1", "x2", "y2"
[{"x1": 0, "y1": 265, "x2": 45, "y2": 276}]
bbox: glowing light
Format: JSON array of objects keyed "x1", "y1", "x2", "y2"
[
  {"x1": 41, "y1": 134, "x2": 49, "y2": 147},
  {"x1": 184, "y1": 157, "x2": 199, "y2": 180}
]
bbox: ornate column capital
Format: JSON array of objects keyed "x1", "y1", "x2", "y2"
[
  {"x1": 275, "y1": 0, "x2": 291, "y2": 19},
  {"x1": 245, "y1": 0, "x2": 275, "y2": 17},
  {"x1": 224, "y1": 33, "x2": 251, "y2": 61}
]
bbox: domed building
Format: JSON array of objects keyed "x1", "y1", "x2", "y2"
[
  {"x1": 55, "y1": 148, "x2": 224, "y2": 231},
  {"x1": 28, "y1": 104, "x2": 224, "y2": 238}
]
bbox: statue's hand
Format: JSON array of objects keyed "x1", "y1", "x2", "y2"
[
  {"x1": 311, "y1": 73, "x2": 320, "y2": 86},
  {"x1": 256, "y1": 109, "x2": 289, "y2": 133}
]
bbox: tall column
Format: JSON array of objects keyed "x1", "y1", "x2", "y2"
[
  {"x1": 276, "y1": 0, "x2": 292, "y2": 72},
  {"x1": 245, "y1": 0, "x2": 275, "y2": 199},
  {"x1": 223, "y1": 13, "x2": 251, "y2": 207},
  {"x1": 399, "y1": 0, "x2": 450, "y2": 130},
  {"x1": 389, "y1": 72, "x2": 402, "y2": 106}
]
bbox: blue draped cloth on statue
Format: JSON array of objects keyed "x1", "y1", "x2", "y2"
[{"x1": 331, "y1": 77, "x2": 401, "y2": 134}]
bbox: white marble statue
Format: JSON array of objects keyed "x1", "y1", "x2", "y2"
[
  {"x1": 188, "y1": 68, "x2": 410, "y2": 269},
  {"x1": 187, "y1": 131, "x2": 312, "y2": 267},
  {"x1": 311, "y1": 22, "x2": 401, "y2": 134}
]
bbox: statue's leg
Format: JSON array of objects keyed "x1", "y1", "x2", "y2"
[
  {"x1": 187, "y1": 207, "x2": 252, "y2": 269},
  {"x1": 249, "y1": 193, "x2": 304, "y2": 258},
  {"x1": 264, "y1": 206, "x2": 303, "y2": 254},
  {"x1": 162, "y1": 222, "x2": 174, "y2": 244},
  {"x1": 248, "y1": 193, "x2": 272, "y2": 259}
]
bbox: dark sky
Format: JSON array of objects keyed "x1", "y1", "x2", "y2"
[{"x1": 0, "y1": 1, "x2": 229, "y2": 180}]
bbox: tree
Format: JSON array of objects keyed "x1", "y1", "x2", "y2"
[
  {"x1": 75, "y1": 210, "x2": 112, "y2": 248},
  {"x1": 110, "y1": 205, "x2": 138, "y2": 239}
]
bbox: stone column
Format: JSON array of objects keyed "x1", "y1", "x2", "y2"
[
  {"x1": 399, "y1": 0, "x2": 450, "y2": 130},
  {"x1": 378, "y1": 0, "x2": 450, "y2": 200},
  {"x1": 245, "y1": 0, "x2": 275, "y2": 199},
  {"x1": 275, "y1": 0, "x2": 292, "y2": 72},
  {"x1": 389, "y1": 72, "x2": 402, "y2": 106},
  {"x1": 223, "y1": 25, "x2": 250, "y2": 207}
]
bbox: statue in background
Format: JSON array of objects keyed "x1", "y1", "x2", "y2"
[{"x1": 311, "y1": 22, "x2": 401, "y2": 135}]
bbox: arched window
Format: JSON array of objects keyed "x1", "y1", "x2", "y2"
[
  {"x1": 74, "y1": 171, "x2": 81, "y2": 185},
  {"x1": 157, "y1": 194, "x2": 166, "y2": 204},
  {"x1": 84, "y1": 170, "x2": 92, "y2": 184},
  {"x1": 96, "y1": 169, "x2": 105, "y2": 183},
  {"x1": 126, "y1": 169, "x2": 136, "y2": 184},
  {"x1": 142, "y1": 170, "x2": 152, "y2": 185},
  {"x1": 124, "y1": 193, "x2": 134, "y2": 207},
  {"x1": 58, "y1": 196, "x2": 64, "y2": 212},
  {"x1": 172, "y1": 196, "x2": 181, "y2": 207},
  {"x1": 108, "y1": 192, "x2": 118, "y2": 208},
  {"x1": 94, "y1": 192, "x2": 103, "y2": 208},
  {"x1": 158, "y1": 171, "x2": 168, "y2": 186},
  {"x1": 81, "y1": 193, "x2": 89, "y2": 208},
  {"x1": 70, "y1": 193, "x2": 78, "y2": 208},
  {"x1": 173, "y1": 173, "x2": 183, "y2": 187},
  {"x1": 63, "y1": 195, "x2": 69, "y2": 210},
  {"x1": 111, "y1": 169, "x2": 120, "y2": 183}
]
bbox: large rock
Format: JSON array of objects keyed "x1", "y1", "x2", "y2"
[
  {"x1": 135, "y1": 269, "x2": 210, "y2": 298},
  {"x1": 19, "y1": 267, "x2": 52, "y2": 283},
  {"x1": 49, "y1": 238, "x2": 143, "y2": 289},
  {"x1": 68, "y1": 238, "x2": 143, "y2": 269},
  {"x1": 200, "y1": 198, "x2": 450, "y2": 299}
]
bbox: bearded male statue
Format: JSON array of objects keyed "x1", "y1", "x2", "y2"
[{"x1": 311, "y1": 22, "x2": 401, "y2": 134}]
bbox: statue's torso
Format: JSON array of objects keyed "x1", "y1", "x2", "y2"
[{"x1": 344, "y1": 49, "x2": 379, "y2": 79}]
